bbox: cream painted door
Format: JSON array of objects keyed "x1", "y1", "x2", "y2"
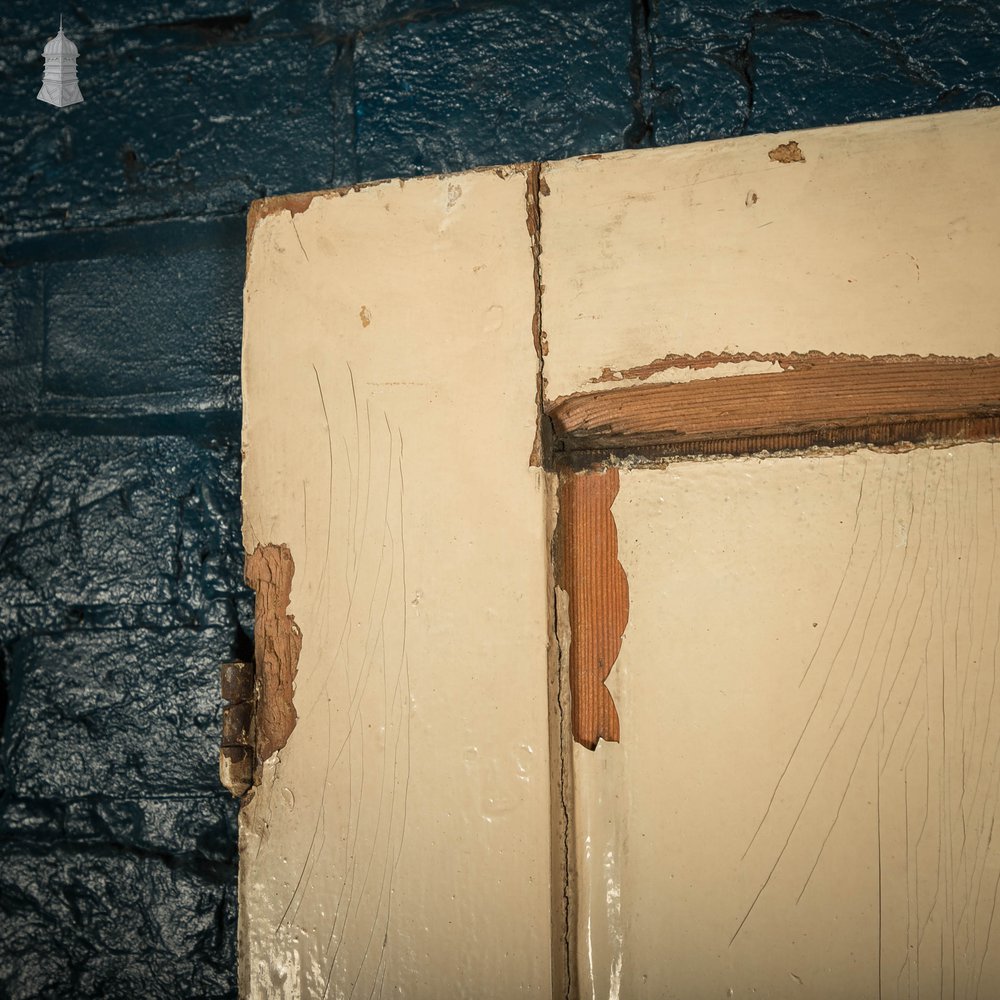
[{"x1": 239, "y1": 107, "x2": 1000, "y2": 999}]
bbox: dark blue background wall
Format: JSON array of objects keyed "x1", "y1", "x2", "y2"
[{"x1": 1, "y1": 1, "x2": 997, "y2": 996}]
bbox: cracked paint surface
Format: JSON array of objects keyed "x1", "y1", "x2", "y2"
[
  {"x1": 4, "y1": 0, "x2": 999, "y2": 995},
  {"x1": 240, "y1": 168, "x2": 552, "y2": 998},
  {"x1": 573, "y1": 444, "x2": 1000, "y2": 998}
]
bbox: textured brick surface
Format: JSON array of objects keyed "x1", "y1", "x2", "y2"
[
  {"x1": 0, "y1": 432, "x2": 245, "y2": 635},
  {"x1": 0, "y1": 262, "x2": 43, "y2": 418},
  {"x1": 1, "y1": 0, "x2": 999, "y2": 996},
  {"x1": 351, "y1": 0, "x2": 634, "y2": 182},
  {"x1": 0, "y1": 844, "x2": 236, "y2": 1000},
  {"x1": 0, "y1": 12, "x2": 337, "y2": 234},
  {"x1": 6, "y1": 629, "x2": 227, "y2": 799},
  {"x1": 647, "y1": 1, "x2": 1000, "y2": 143},
  {"x1": 43, "y1": 235, "x2": 242, "y2": 416}
]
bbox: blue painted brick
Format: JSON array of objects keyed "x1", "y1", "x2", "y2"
[
  {"x1": 4, "y1": 627, "x2": 228, "y2": 800},
  {"x1": 0, "y1": 261, "x2": 43, "y2": 417},
  {"x1": 0, "y1": 792, "x2": 237, "y2": 858},
  {"x1": 0, "y1": 433, "x2": 245, "y2": 635},
  {"x1": 2, "y1": 2, "x2": 249, "y2": 35},
  {"x1": 42, "y1": 237, "x2": 242, "y2": 416},
  {"x1": 749, "y1": 8, "x2": 942, "y2": 132},
  {"x1": 1, "y1": 24, "x2": 336, "y2": 232},
  {"x1": 647, "y1": 46, "x2": 751, "y2": 144},
  {"x1": 649, "y1": 1, "x2": 1000, "y2": 143},
  {"x1": 0, "y1": 844, "x2": 236, "y2": 1000},
  {"x1": 351, "y1": 0, "x2": 634, "y2": 183}
]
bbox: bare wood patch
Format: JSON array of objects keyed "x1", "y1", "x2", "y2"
[
  {"x1": 556, "y1": 468, "x2": 629, "y2": 750},
  {"x1": 551, "y1": 355, "x2": 1000, "y2": 459},
  {"x1": 769, "y1": 140, "x2": 805, "y2": 163},
  {"x1": 245, "y1": 543, "x2": 302, "y2": 775},
  {"x1": 585, "y1": 350, "x2": 995, "y2": 385}
]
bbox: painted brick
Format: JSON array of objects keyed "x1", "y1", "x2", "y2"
[
  {"x1": 0, "y1": 844, "x2": 236, "y2": 1000},
  {"x1": 749, "y1": 8, "x2": 945, "y2": 132},
  {"x1": 42, "y1": 233, "x2": 242, "y2": 416},
  {"x1": 649, "y1": 1, "x2": 1000, "y2": 141},
  {"x1": 2, "y1": 2, "x2": 250, "y2": 35},
  {"x1": 0, "y1": 262, "x2": 43, "y2": 417},
  {"x1": 1, "y1": 25, "x2": 336, "y2": 233},
  {"x1": 0, "y1": 433, "x2": 245, "y2": 635},
  {"x1": 4, "y1": 627, "x2": 228, "y2": 800},
  {"x1": 0, "y1": 792, "x2": 237, "y2": 858},
  {"x1": 351, "y1": 0, "x2": 634, "y2": 183}
]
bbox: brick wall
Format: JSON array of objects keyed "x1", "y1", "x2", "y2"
[{"x1": 1, "y1": 2, "x2": 997, "y2": 996}]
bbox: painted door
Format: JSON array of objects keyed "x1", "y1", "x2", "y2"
[{"x1": 238, "y1": 106, "x2": 1000, "y2": 999}]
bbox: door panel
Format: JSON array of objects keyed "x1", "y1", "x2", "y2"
[
  {"x1": 575, "y1": 445, "x2": 1000, "y2": 999},
  {"x1": 239, "y1": 107, "x2": 1000, "y2": 998}
]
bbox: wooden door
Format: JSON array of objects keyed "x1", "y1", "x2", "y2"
[{"x1": 237, "y1": 106, "x2": 1000, "y2": 999}]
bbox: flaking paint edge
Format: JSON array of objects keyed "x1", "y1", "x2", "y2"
[
  {"x1": 244, "y1": 542, "x2": 301, "y2": 784},
  {"x1": 555, "y1": 468, "x2": 629, "y2": 751},
  {"x1": 547, "y1": 474, "x2": 579, "y2": 1000},
  {"x1": 583, "y1": 350, "x2": 1000, "y2": 391},
  {"x1": 245, "y1": 161, "x2": 536, "y2": 279}
]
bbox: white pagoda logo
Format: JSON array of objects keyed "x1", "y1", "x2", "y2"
[{"x1": 38, "y1": 17, "x2": 84, "y2": 108}]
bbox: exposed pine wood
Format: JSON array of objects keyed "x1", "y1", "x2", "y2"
[
  {"x1": 244, "y1": 543, "x2": 301, "y2": 779},
  {"x1": 549, "y1": 355, "x2": 1000, "y2": 460},
  {"x1": 556, "y1": 468, "x2": 629, "y2": 750}
]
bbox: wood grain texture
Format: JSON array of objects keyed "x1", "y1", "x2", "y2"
[
  {"x1": 556, "y1": 468, "x2": 629, "y2": 750},
  {"x1": 549, "y1": 355, "x2": 1000, "y2": 460},
  {"x1": 244, "y1": 543, "x2": 301, "y2": 777}
]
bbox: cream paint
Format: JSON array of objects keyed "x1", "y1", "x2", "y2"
[
  {"x1": 574, "y1": 444, "x2": 1000, "y2": 999},
  {"x1": 241, "y1": 107, "x2": 1000, "y2": 998},
  {"x1": 539, "y1": 107, "x2": 1000, "y2": 401},
  {"x1": 241, "y1": 170, "x2": 553, "y2": 997},
  {"x1": 578, "y1": 358, "x2": 783, "y2": 393}
]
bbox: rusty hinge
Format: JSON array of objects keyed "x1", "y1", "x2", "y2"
[{"x1": 220, "y1": 659, "x2": 254, "y2": 797}]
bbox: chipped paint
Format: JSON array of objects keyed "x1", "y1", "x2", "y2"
[
  {"x1": 244, "y1": 543, "x2": 301, "y2": 777},
  {"x1": 552, "y1": 353, "x2": 1000, "y2": 462},
  {"x1": 768, "y1": 139, "x2": 805, "y2": 162},
  {"x1": 555, "y1": 467, "x2": 629, "y2": 750},
  {"x1": 526, "y1": 162, "x2": 549, "y2": 466},
  {"x1": 588, "y1": 357, "x2": 783, "y2": 390}
]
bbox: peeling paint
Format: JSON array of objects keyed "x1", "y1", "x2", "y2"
[
  {"x1": 555, "y1": 468, "x2": 629, "y2": 750},
  {"x1": 553, "y1": 353, "x2": 1000, "y2": 464},
  {"x1": 587, "y1": 349, "x2": 999, "y2": 385},
  {"x1": 244, "y1": 543, "x2": 301, "y2": 779},
  {"x1": 245, "y1": 180, "x2": 399, "y2": 268},
  {"x1": 546, "y1": 468, "x2": 577, "y2": 1000},
  {"x1": 768, "y1": 139, "x2": 805, "y2": 163},
  {"x1": 588, "y1": 358, "x2": 782, "y2": 390},
  {"x1": 526, "y1": 162, "x2": 549, "y2": 467}
]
